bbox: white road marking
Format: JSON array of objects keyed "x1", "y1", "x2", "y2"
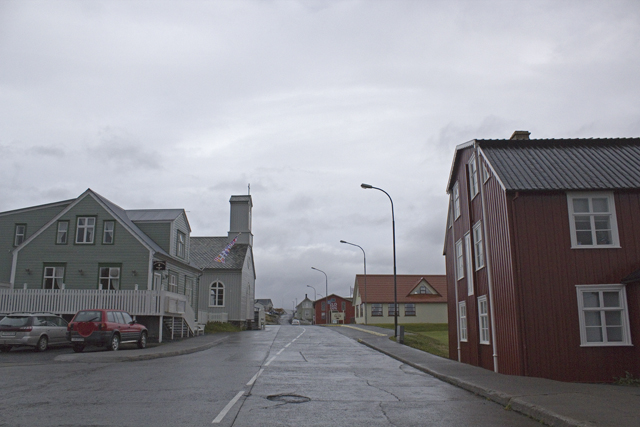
[
  {"x1": 285, "y1": 343, "x2": 291, "y2": 348},
  {"x1": 277, "y1": 348, "x2": 284, "y2": 355},
  {"x1": 264, "y1": 356, "x2": 277, "y2": 366},
  {"x1": 246, "y1": 368, "x2": 264, "y2": 386},
  {"x1": 212, "y1": 390, "x2": 245, "y2": 424}
]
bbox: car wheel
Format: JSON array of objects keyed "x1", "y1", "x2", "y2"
[
  {"x1": 35, "y1": 335, "x2": 48, "y2": 352},
  {"x1": 0, "y1": 345, "x2": 12, "y2": 353},
  {"x1": 137, "y1": 331, "x2": 147, "y2": 349},
  {"x1": 72, "y1": 344, "x2": 84, "y2": 353},
  {"x1": 107, "y1": 333, "x2": 120, "y2": 351}
]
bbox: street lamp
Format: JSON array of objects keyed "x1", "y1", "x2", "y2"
[
  {"x1": 306, "y1": 284, "x2": 317, "y2": 300},
  {"x1": 340, "y1": 240, "x2": 368, "y2": 325},
  {"x1": 361, "y1": 183, "x2": 398, "y2": 338},
  {"x1": 311, "y1": 267, "x2": 328, "y2": 325}
]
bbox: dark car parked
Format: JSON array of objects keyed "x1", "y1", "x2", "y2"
[
  {"x1": 0, "y1": 313, "x2": 69, "y2": 352},
  {"x1": 67, "y1": 309, "x2": 147, "y2": 353}
]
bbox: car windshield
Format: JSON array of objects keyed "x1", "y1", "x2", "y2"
[
  {"x1": 74, "y1": 311, "x2": 102, "y2": 322},
  {"x1": 0, "y1": 316, "x2": 30, "y2": 327}
]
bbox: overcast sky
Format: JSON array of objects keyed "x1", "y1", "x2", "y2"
[{"x1": 1, "y1": 0, "x2": 639, "y2": 309}]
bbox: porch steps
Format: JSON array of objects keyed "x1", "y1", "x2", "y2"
[{"x1": 163, "y1": 316, "x2": 193, "y2": 340}]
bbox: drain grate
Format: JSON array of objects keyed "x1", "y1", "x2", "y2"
[{"x1": 267, "y1": 394, "x2": 311, "y2": 404}]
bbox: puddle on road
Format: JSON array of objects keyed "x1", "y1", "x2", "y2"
[{"x1": 267, "y1": 394, "x2": 311, "y2": 404}]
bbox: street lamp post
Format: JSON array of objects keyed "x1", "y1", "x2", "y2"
[
  {"x1": 306, "y1": 284, "x2": 317, "y2": 301},
  {"x1": 361, "y1": 183, "x2": 398, "y2": 338},
  {"x1": 311, "y1": 267, "x2": 328, "y2": 325},
  {"x1": 340, "y1": 240, "x2": 368, "y2": 325}
]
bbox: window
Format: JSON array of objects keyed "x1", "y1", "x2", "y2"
[
  {"x1": 186, "y1": 277, "x2": 194, "y2": 306},
  {"x1": 576, "y1": 285, "x2": 632, "y2": 346},
  {"x1": 459, "y1": 301, "x2": 467, "y2": 342},
  {"x1": 419, "y1": 285, "x2": 427, "y2": 294},
  {"x1": 473, "y1": 222, "x2": 485, "y2": 270},
  {"x1": 43, "y1": 266, "x2": 64, "y2": 289},
  {"x1": 177, "y1": 231, "x2": 186, "y2": 258},
  {"x1": 76, "y1": 217, "x2": 96, "y2": 244},
  {"x1": 478, "y1": 296, "x2": 490, "y2": 344},
  {"x1": 453, "y1": 182, "x2": 460, "y2": 219},
  {"x1": 14, "y1": 224, "x2": 26, "y2": 246},
  {"x1": 567, "y1": 193, "x2": 619, "y2": 248},
  {"x1": 481, "y1": 160, "x2": 490, "y2": 183},
  {"x1": 455, "y1": 239, "x2": 464, "y2": 281},
  {"x1": 388, "y1": 303, "x2": 398, "y2": 316},
  {"x1": 103, "y1": 221, "x2": 115, "y2": 244},
  {"x1": 342, "y1": 301, "x2": 346, "y2": 311},
  {"x1": 464, "y1": 233, "x2": 474, "y2": 296},
  {"x1": 321, "y1": 301, "x2": 326, "y2": 311},
  {"x1": 169, "y1": 273, "x2": 178, "y2": 293},
  {"x1": 209, "y1": 282, "x2": 224, "y2": 307},
  {"x1": 99, "y1": 266, "x2": 120, "y2": 290},
  {"x1": 405, "y1": 303, "x2": 416, "y2": 316},
  {"x1": 56, "y1": 221, "x2": 69, "y2": 244},
  {"x1": 469, "y1": 155, "x2": 479, "y2": 198},
  {"x1": 371, "y1": 303, "x2": 383, "y2": 317}
]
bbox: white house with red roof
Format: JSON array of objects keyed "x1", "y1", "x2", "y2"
[{"x1": 351, "y1": 274, "x2": 447, "y2": 325}]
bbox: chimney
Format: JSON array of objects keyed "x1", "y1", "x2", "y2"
[
  {"x1": 510, "y1": 130, "x2": 531, "y2": 140},
  {"x1": 305, "y1": 294, "x2": 308, "y2": 299}
]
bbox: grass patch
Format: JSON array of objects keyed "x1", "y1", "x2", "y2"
[
  {"x1": 371, "y1": 323, "x2": 449, "y2": 358},
  {"x1": 614, "y1": 371, "x2": 640, "y2": 387},
  {"x1": 204, "y1": 322, "x2": 243, "y2": 334}
]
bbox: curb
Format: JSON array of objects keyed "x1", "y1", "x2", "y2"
[
  {"x1": 357, "y1": 338, "x2": 588, "y2": 427},
  {"x1": 55, "y1": 335, "x2": 229, "y2": 363}
]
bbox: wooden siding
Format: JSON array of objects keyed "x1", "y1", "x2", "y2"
[
  {"x1": 14, "y1": 196, "x2": 151, "y2": 291},
  {"x1": 135, "y1": 222, "x2": 171, "y2": 253},
  {"x1": 511, "y1": 190, "x2": 640, "y2": 382},
  {"x1": 0, "y1": 204, "x2": 69, "y2": 283}
]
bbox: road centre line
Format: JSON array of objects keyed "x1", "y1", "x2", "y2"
[
  {"x1": 264, "y1": 356, "x2": 277, "y2": 366},
  {"x1": 212, "y1": 390, "x2": 245, "y2": 424},
  {"x1": 277, "y1": 348, "x2": 284, "y2": 355},
  {"x1": 246, "y1": 368, "x2": 264, "y2": 386}
]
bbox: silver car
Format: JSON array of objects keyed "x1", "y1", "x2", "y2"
[{"x1": 0, "y1": 313, "x2": 69, "y2": 352}]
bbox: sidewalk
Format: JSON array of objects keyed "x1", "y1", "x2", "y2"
[
  {"x1": 54, "y1": 333, "x2": 230, "y2": 363},
  {"x1": 332, "y1": 324, "x2": 640, "y2": 427}
]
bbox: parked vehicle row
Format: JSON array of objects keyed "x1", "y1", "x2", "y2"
[{"x1": 0, "y1": 309, "x2": 147, "y2": 353}]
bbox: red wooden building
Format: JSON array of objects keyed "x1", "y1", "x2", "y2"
[
  {"x1": 313, "y1": 294, "x2": 354, "y2": 325},
  {"x1": 444, "y1": 131, "x2": 640, "y2": 382}
]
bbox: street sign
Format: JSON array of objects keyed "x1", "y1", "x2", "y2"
[{"x1": 153, "y1": 260, "x2": 166, "y2": 271}]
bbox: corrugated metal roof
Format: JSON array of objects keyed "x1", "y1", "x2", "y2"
[
  {"x1": 479, "y1": 138, "x2": 640, "y2": 191},
  {"x1": 354, "y1": 274, "x2": 447, "y2": 303},
  {"x1": 190, "y1": 237, "x2": 248, "y2": 270}
]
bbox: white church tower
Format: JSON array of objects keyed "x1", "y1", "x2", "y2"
[{"x1": 228, "y1": 195, "x2": 253, "y2": 246}]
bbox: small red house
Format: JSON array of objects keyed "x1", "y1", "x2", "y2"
[
  {"x1": 313, "y1": 294, "x2": 354, "y2": 325},
  {"x1": 444, "y1": 131, "x2": 640, "y2": 383}
]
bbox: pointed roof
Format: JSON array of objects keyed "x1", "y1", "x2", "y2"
[{"x1": 354, "y1": 274, "x2": 447, "y2": 303}]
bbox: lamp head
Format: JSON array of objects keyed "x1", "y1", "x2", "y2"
[
  {"x1": 339, "y1": 240, "x2": 346, "y2": 243},
  {"x1": 361, "y1": 183, "x2": 373, "y2": 189}
]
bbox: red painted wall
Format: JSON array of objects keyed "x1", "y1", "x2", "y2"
[{"x1": 313, "y1": 295, "x2": 355, "y2": 325}]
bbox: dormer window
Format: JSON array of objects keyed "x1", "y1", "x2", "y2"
[{"x1": 177, "y1": 231, "x2": 186, "y2": 258}]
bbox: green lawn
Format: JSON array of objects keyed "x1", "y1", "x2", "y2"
[
  {"x1": 371, "y1": 323, "x2": 449, "y2": 358},
  {"x1": 204, "y1": 321, "x2": 243, "y2": 334}
]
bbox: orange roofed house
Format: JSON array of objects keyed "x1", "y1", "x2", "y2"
[{"x1": 351, "y1": 274, "x2": 447, "y2": 325}]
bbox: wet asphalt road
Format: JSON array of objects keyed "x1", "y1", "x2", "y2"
[{"x1": 0, "y1": 325, "x2": 541, "y2": 426}]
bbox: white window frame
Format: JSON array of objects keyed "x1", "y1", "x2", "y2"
[
  {"x1": 473, "y1": 221, "x2": 485, "y2": 270},
  {"x1": 567, "y1": 192, "x2": 620, "y2": 249},
  {"x1": 468, "y1": 155, "x2": 479, "y2": 199},
  {"x1": 371, "y1": 303, "x2": 383, "y2": 317},
  {"x1": 209, "y1": 281, "x2": 225, "y2": 307},
  {"x1": 478, "y1": 296, "x2": 490, "y2": 344},
  {"x1": 99, "y1": 266, "x2": 120, "y2": 290},
  {"x1": 168, "y1": 272, "x2": 178, "y2": 293},
  {"x1": 455, "y1": 239, "x2": 464, "y2": 281},
  {"x1": 43, "y1": 266, "x2": 65, "y2": 289},
  {"x1": 576, "y1": 284, "x2": 632, "y2": 347},
  {"x1": 103, "y1": 221, "x2": 115, "y2": 244},
  {"x1": 481, "y1": 159, "x2": 490, "y2": 183},
  {"x1": 177, "y1": 231, "x2": 186, "y2": 258},
  {"x1": 458, "y1": 301, "x2": 468, "y2": 342},
  {"x1": 464, "y1": 233, "x2": 474, "y2": 296},
  {"x1": 14, "y1": 224, "x2": 26, "y2": 246},
  {"x1": 76, "y1": 217, "x2": 96, "y2": 244},
  {"x1": 56, "y1": 221, "x2": 68, "y2": 244},
  {"x1": 453, "y1": 182, "x2": 461, "y2": 219}
]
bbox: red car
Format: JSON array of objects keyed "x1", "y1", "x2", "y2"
[{"x1": 67, "y1": 309, "x2": 147, "y2": 353}]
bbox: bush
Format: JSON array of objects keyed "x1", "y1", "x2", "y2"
[
  {"x1": 614, "y1": 371, "x2": 640, "y2": 387},
  {"x1": 204, "y1": 322, "x2": 243, "y2": 334}
]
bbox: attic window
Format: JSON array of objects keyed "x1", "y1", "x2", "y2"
[{"x1": 415, "y1": 281, "x2": 438, "y2": 295}]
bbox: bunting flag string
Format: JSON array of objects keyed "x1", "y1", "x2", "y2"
[{"x1": 214, "y1": 234, "x2": 241, "y2": 263}]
